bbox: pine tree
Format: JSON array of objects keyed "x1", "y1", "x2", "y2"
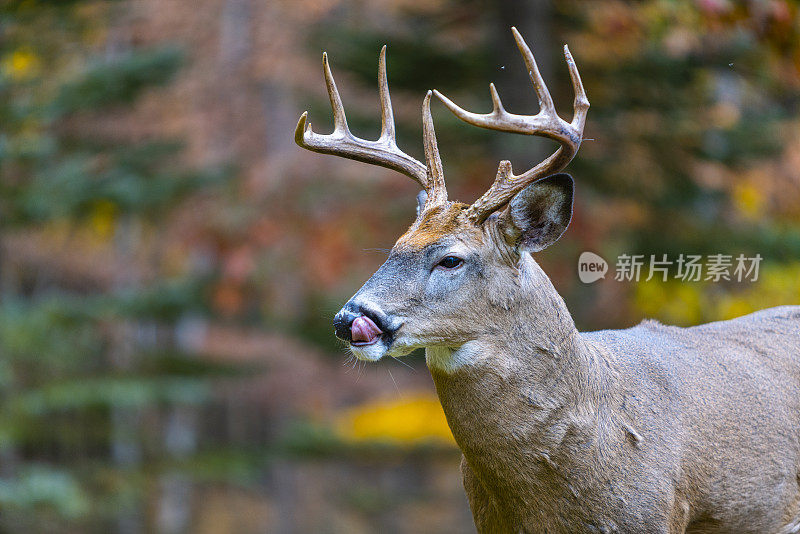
[{"x1": 0, "y1": 1, "x2": 229, "y2": 530}]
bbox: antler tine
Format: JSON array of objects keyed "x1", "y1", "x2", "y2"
[
  {"x1": 512, "y1": 26, "x2": 555, "y2": 116},
  {"x1": 322, "y1": 52, "x2": 348, "y2": 134},
  {"x1": 433, "y1": 27, "x2": 589, "y2": 223},
  {"x1": 377, "y1": 46, "x2": 395, "y2": 142},
  {"x1": 422, "y1": 91, "x2": 447, "y2": 205},
  {"x1": 295, "y1": 48, "x2": 435, "y2": 191},
  {"x1": 564, "y1": 44, "x2": 590, "y2": 131}
]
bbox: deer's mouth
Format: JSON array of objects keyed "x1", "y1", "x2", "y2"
[
  {"x1": 334, "y1": 302, "x2": 402, "y2": 360},
  {"x1": 350, "y1": 315, "x2": 383, "y2": 346},
  {"x1": 348, "y1": 314, "x2": 405, "y2": 361}
]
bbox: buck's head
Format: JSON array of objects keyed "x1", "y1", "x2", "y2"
[{"x1": 296, "y1": 28, "x2": 589, "y2": 365}]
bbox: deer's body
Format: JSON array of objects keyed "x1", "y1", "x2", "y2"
[
  {"x1": 296, "y1": 28, "x2": 800, "y2": 533},
  {"x1": 430, "y1": 255, "x2": 800, "y2": 533}
]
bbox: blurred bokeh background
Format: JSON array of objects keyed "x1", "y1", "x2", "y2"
[{"x1": 1, "y1": 0, "x2": 799, "y2": 532}]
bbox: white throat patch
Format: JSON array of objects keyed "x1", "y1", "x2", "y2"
[{"x1": 425, "y1": 342, "x2": 481, "y2": 373}]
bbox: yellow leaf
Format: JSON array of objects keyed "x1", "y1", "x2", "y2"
[
  {"x1": 334, "y1": 393, "x2": 455, "y2": 447},
  {"x1": 732, "y1": 182, "x2": 765, "y2": 219},
  {"x1": 2, "y1": 48, "x2": 40, "y2": 81},
  {"x1": 89, "y1": 200, "x2": 118, "y2": 241}
]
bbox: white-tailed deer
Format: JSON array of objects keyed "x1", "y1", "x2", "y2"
[{"x1": 296, "y1": 28, "x2": 800, "y2": 534}]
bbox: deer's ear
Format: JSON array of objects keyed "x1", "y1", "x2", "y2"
[
  {"x1": 500, "y1": 173, "x2": 574, "y2": 253},
  {"x1": 416, "y1": 190, "x2": 428, "y2": 217}
]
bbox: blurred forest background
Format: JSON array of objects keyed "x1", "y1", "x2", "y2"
[{"x1": 1, "y1": 0, "x2": 799, "y2": 532}]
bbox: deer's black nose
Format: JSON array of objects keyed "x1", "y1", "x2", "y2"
[{"x1": 333, "y1": 307, "x2": 359, "y2": 341}]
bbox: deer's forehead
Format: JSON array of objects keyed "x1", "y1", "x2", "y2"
[{"x1": 394, "y1": 203, "x2": 482, "y2": 251}]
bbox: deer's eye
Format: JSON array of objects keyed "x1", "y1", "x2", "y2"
[{"x1": 437, "y1": 256, "x2": 463, "y2": 270}]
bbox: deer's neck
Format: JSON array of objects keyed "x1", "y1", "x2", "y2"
[{"x1": 427, "y1": 255, "x2": 621, "y2": 520}]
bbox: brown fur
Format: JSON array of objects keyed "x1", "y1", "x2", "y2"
[{"x1": 395, "y1": 202, "x2": 473, "y2": 251}]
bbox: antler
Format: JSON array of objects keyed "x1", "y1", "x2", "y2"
[
  {"x1": 433, "y1": 27, "x2": 589, "y2": 223},
  {"x1": 295, "y1": 46, "x2": 447, "y2": 208}
]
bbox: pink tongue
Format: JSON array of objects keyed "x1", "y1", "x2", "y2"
[{"x1": 351, "y1": 316, "x2": 382, "y2": 344}]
